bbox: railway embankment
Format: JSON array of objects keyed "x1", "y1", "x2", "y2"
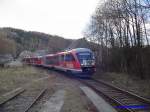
[{"x1": 94, "y1": 72, "x2": 150, "y2": 99}]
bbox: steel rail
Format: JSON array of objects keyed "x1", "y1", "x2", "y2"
[
  {"x1": 92, "y1": 78, "x2": 150, "y2": 104},
  {"x1": 0, "y1": 88, "x2": 25, "y2": 106},
  {"x1": 83, "y1": 79, "x2": 150, "y2": 112},
  {"x1": 81, "y1": 79, "x2": 134, "y2": 112},
  {"x1": 23, "y1": 88, "x2": 47, "y2": 112},
  {"x1": 79, "y1": 78, "x2": 150, "y2": 112}
]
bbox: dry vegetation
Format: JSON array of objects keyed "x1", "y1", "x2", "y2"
[
  {"x1": 94, "y1": 72, "x2": 150, "y2": 98},
  {"x1": 85, "y1": 0, "x2": 150, "y2": 79},
  {"x1": 0, "y1": 28, "x2": 72, "y2": 57},
  {"x1": 0, "y1": 66, "x2": 48, "y2": 95},
  {"x1": 86, "y1": 0, "x2": 150, "y2": 99}
]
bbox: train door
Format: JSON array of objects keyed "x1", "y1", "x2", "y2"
[
  {"x1": 59, "y1": 54, "x2": 65, "y2": 67},
  {"x1": 64, "y1": 53, "x2": 75, "y2": 69}
]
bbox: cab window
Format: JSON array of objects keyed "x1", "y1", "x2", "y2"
[{"x1": 65, "y1": 54, "x2": 75, "y2": 61}]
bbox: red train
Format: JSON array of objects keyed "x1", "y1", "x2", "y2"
[{"x1": 23, "y1": 48, "x2": 96, "y2": 77}]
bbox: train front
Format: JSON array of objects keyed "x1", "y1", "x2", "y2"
[{"x1": 75, "y1": 48, "x2": 96, "y2": 77}]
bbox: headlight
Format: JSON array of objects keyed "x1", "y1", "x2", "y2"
[
  {"x1": 92, "y1": 61, "x2": 95, "y2": 65},
  {"x1": 81, "y1": 60, "x2": 95, "y2": 66},
  {"x1": 81, "y1": 61, "x2": 87, "y2": 66},
  {"x1": 82, "y1": 60, "x2": 87, "y2": 65},
  {"x1": 81, "y1": 63, "x2": 84, "y2": 66}
]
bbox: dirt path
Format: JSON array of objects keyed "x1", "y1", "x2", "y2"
[{"x1": 29, "y1": 71, "x2": 98, "y2": 112}]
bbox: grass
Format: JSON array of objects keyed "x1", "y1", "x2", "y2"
[
  {"x1": 0, "y1": 66, "x2": 48, "y2": 95},
  {"x1": 94, "y1": 72, "x2": 150, "y2": 99}
]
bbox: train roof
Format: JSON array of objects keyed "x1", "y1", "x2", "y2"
[
  {"x1": 55, "y1": 48, "x2": 92, "y2": 55},
  {"x1": 45, "y1": 54, "x2": 55, "y2": 57},
  {"x1": 24, "y1": 48, "x2": 93, "y2": 58},
  {"x1": 69, "y1": 48, "x2": 92, "y2": 53}
]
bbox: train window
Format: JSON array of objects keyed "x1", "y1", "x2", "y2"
[
  {"x1": 77, "y1": 52, "x2": 94, "y2": 62},
  {"x1": 61, "y1": 55, "x2": 64, "y2": 62},
  {"x1": 46, "y1": 57, "x2": 52, "y2": 64},
  {"x1": 65, "y1": 54, "x2": 75, "y2": 61},
  {"x1": 55, "y1": 56, "x2": 59, "y2": 64}
]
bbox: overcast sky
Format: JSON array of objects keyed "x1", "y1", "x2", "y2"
[{"x1": 0, "y1": 0, "x2": 99, "y2": 39}]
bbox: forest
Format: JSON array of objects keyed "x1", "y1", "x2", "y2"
[
  {"x1": 0, "y1": 27, "x2": 94, "y2": 64},
  {"x1": 84, "y1": 0, "x2": 150, "y2": 79},
  {"x1": 1, "y1": 0, "x2": 150, "y2": 79},
  {"x1": 0, "y1": 27, "x2": 73, "y2": 57}
]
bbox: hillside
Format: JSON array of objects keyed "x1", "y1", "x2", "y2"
[
  {"x1": 0, "y1": 27, "x2": 73, "y2": 57},
  {"x1": 0, "y1": 27, "x2": 97, "y2": 58}
]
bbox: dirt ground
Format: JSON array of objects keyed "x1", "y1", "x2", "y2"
[
  {"x1": 94, "y1": 72, "x2": 150, "y2": 99},
  {"x1": 30, "y1": 71, "x2": 97, "y2": 112},
  {"x1": 0, "y1": 66, "x2": 98, "y2": 112}
]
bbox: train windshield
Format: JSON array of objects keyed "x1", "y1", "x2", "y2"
[{"x1": 77, "y1": 52, "x2": 94, "y2": 62}]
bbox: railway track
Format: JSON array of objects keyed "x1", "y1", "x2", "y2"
[
  {"x1": 0, "y1": 86, "x2": 47, "y2": 112},
  {"x1": 79, "y1": 78, "x2": 150, "y2": 112},
  {"x1": 0, "y1": 88, "x2": 25, "y2": 106}
]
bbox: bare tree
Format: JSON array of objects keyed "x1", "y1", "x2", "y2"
[{"x1": 84, "y1": 0, "x2": 150, "y2": 79}]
